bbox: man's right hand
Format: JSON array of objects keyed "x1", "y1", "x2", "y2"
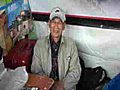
[{"x1": 52, "y1": 80, "x2": 65, "y2": 90}]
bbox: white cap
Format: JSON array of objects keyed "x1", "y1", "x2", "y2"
[{"x1": 49, "y1": 7, "x2": 66, "y2": 22}]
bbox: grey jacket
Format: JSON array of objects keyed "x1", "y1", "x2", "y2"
[{"x1": 31, "y1": 35, "x2": 81, "y2": 90}]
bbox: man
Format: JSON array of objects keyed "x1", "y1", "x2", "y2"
[{"x1": 31, "y1": 7, "x2": 81, "y2": 90}]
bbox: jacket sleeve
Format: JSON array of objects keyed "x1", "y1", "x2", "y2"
[
  {"x1": 63, "y1": 41, "x2": 81, "y2": 90},
  {"x1": 31, "y1": 42, "x2": 44, "y2": 75}
]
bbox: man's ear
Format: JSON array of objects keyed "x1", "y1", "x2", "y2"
[
  {"x1": 48, "y1": 20, "x2": 50, "y2": 27},
  {"x1": 63, "y1": 22, "x2": 66, "y2": 30}
]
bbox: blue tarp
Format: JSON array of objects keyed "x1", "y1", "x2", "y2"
[{"x1": 104, "y1": 73, "x2": 120, "y2": 90}]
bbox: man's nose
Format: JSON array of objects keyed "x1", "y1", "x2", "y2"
[{"x1": 54, "y1": 22, "x2": 59, "y2": 28}]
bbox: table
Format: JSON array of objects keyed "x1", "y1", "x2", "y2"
[{"x1": 25, "y1": 74, "x2": 54, "y2": 90}]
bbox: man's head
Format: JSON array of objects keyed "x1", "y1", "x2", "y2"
[{"x1": 48, "y1": 7, "x2": 66, "y2": 42}]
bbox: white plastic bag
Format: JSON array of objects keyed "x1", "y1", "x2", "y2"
[{"x1": 0, "y1": 66, "x2": 28, "y2": 90}]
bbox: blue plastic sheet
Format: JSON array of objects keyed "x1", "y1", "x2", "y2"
[{"x1": 103, "y1": 73, "x2": 120, "y2": 90}]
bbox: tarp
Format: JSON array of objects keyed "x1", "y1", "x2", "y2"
[{"x1": 29, "y1": 0, "x2": 120, "y2": 18}]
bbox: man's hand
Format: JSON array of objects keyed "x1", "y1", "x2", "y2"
[{"x1": 52, "y1": 80, "x2": 65, "y2": 90}]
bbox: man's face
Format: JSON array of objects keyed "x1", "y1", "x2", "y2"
[{"x1": 49, "y1": 17, "x2": 65, "y2": 39}]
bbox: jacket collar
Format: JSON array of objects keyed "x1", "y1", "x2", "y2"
[{"x1": 46, "y1": 34, "x2": 64, "y2": 45}]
